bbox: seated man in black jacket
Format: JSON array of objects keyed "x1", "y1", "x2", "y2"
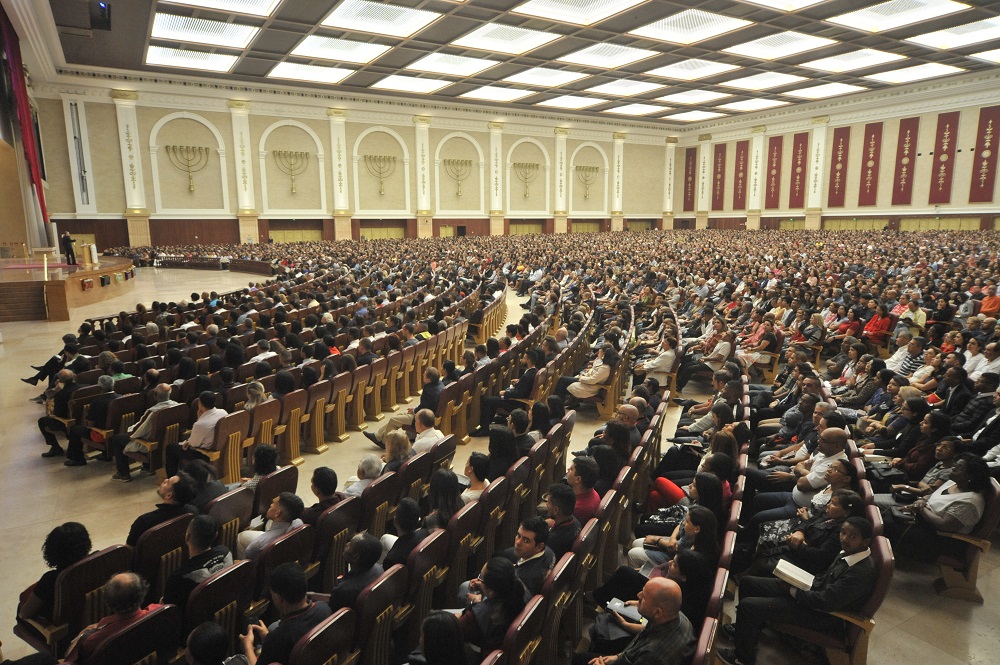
[
  {"x1": 718, "y1": 516, "x2": 877, "y2": 665},
  {"x1": 472, "y1": 349, "x2": 542, "y2": 435},
  {"x1": 241, "y1": 563, "x2": 331, "y2": 665},
  {"x1": 162, "y1": 514, "x2": 232, "y2": 611},
  {"x1": 322, "y1": 532, "x2": 384, "y2": 611},
  {"x1": 382, "y1": 498, "x2": 429, "y2": 569},
  {"x1": 65, "y1": 375, "x2": 118, "y2": 466},
  {"x1": 499, "y1": 516, "x2": 556, "y2": 595}
]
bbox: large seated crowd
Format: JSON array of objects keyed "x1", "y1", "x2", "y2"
[{"x1": 11, "y1": 228, "x2": 1000, "y2": 665}]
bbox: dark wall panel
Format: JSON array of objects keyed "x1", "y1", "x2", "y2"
[
  {"x1": 149, "y1": 219, "x2": 240, "y2": 246},
  {"x1": 434, "y1": 218, "x2": 490, "y2": 236},
  {"x1": 55, "y1": 218, "x2": 129, "y2": 250}
]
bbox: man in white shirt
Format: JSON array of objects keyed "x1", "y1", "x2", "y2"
[
  {"x1": 249, "y1": 339, "x2": 276, "y2": 363},
  {"x1": 164, "y1": 391, "x2": 229, "y2": 476},
  {"x1": 236, "y1": 492, "x2": 304, "y2": 561},
  {"x1": 343, "y1": 455, "x2": 382, "y2": 497},
  {"x1": 971, "y1": 342, "x2": 1000, "y2": 381},
  {"x1": 411, "y1": 409, "x2": 445, "y2": 454},
  {"x1": 883, "y1": 331, "x2": 912, "y2": 372}
]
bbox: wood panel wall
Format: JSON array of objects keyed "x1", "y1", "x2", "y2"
[{"x1": 54, "y1": 219, "x2": 129, "y2": 250}]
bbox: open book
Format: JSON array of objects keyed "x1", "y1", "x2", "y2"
[
  {"x1": 774, "y1": 559, "x2": 815, "y2": 591},
  {"x1": 607, "y1": 598, "x2": 644, "y2": 623}
]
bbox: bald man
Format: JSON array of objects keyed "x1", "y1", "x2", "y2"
[{"x1": 574, "y1": 577, "x2": 695, "y2": 665}]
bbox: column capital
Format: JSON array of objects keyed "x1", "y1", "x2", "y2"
[
  {"x1": 554, "y1": 127, "x2": 569, "y2": 136},
  {"x1": 812, "y1": 115, "x2": 830, "y2": 125},
  {"x1": 110, "y1": 89, "x2": 138, "y2": 102},
  {"x1": 227, "y1": 99, "x2": 251, "y2": 111},
  {"x1": 488, "y1": 122, "x2": 504, "y2": 131},
  {"x1": 751, "y1": 125, "x2": 767, "y2": 134},
  {"x1": 612, "y1": 132, "x2": 627, "y2": 140},
  {"x1": 327, "y1": 108, "x2": 347, "y2": 118},
  {"x1": 665, "y1": 137, "x2": 678, "y2": 144},
  {"x1": 413, "y1": 115, "x2": 431, "y2": 125},
  {"x1": 698, "y1": 133, "x2": 712, "y2": 142}
]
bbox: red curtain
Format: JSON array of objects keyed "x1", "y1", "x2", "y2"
[{"x1": 0, "y1": 4, "x2": 49, "y2": 223}]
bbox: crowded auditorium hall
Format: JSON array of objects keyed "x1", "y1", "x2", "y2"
[{"x1": 2, "y1": 2, "x2": 1000, "y2": 665}]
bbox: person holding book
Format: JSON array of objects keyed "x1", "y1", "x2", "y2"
[{"x1": 717, "y1": 516, "x2": 876, "y2": 665}]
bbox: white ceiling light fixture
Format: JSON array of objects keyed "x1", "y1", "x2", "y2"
[
  {"x1": 628, "y1": 9, "x2": 752, "y2": 45},
  {"x1": 602, "y1": 103, "x2": 669, "y2": 116},
  {"x1": 321, "y1": 0, "x2": 440, "y2": 39},
  {"x1": 657, "y1": 89, "x2": 732, "y2": 104},
  {"x1": 407, "y1": 53, "x2": 498, "y2": 77},
  {"x1": 666, "y1": 110, "x2": 727, "y2": 122},
  {"x1": 159, "y1": 0, "x2": 283, "y2": 17},
  {"x1": 268, "y1": 62, "x2": 354, "y2": 84},
  {"x1": 783, "y1": 82, "x2": 867, "y2": 99},
  {"x1": 290, "y1": 36, "x2": 390, "y2": 64},
  {"x1": 827, "y1": 0, "x2": 970, "y2": 33},
  {"x1": 536, "y1": 95, "x2": 606, "y2": 109},
  {"x1": 906, "y1": 18, "x2": 1000, "y2": 50},
  {"x1": 558, "y1": 43, "x2": 659, "y2": 68},
  {"x1": 460, "y1": 86, "x2": 535, "y2": 102},
  {"x1": 145, "y1": 45, "x2": 238, "y2": 72},
  {"x1": 864, "y1": 62, "x2": 965, "y2": 83},
  {"x1": 645, "y1": 58, "x2": 740, "y2": 80},
  {"x1": 741, "y1": 0, "x2": 827, "y2": 9},
  {"x1": 151, "y1": 13, "x2": 259, "y2": 49},
  {"x1": 585, "y1": 80, "x2": 664, "y2": 96},
  {"x1": 371, "y1": 74, "x2": 452, "y2": 94},
  {"x1": 718, "y1": 98, "x2": 791, "y2": 111},
  {"x1": 969, "y1": 48, "x2": 1000, "y2": 63},
  {"x1": 451, "y1": 23, "x2": 560, "y2": 55},
  {"x1": 802, "y1": 49, "x2": 906, "y2": 73},
  {"x1": 504, "y1": 67, "x2": 589, "y2": 87},
  {"x1": 723, "y1": 31, "x2": 836, "y2": 60},
  {"x1": 512, "y1": 0, "x2": 646, "y2": 26},
  {"x1": 721, "y1": 71, "x2": 806, "y2": 90}
]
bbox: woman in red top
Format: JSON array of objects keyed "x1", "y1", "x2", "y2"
[{"x1": 862, "y1": 304, "x2": 892, "y2": 347}]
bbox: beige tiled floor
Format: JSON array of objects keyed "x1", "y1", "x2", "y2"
[{"x1": 0, "y1": 266, "x2": 997, "y2": 663}]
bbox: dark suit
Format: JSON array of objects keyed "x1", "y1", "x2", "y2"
[
  {"x1": 968, "y1": 409, "x2": 1000, "y2": 455},
  {"x1": 733, "y1": 552, "x2": 876, "y2": 664},
  {"x1": 479, "y1": 367, "x2": 538, "y2": 429},
  {"x1": 66, "y1": 392, "x2": 118, "y2": 463},
  {"x1": 941, "y1": 382, "x2": 974, "y2": 417},
  {"x1": 357, "y1": 351, "x2": 378, "y2": 366},
  {"x1": 38, "y1": 380, "x2": 78, "y2": 451},
  {"x1": 951, "y1": 392, "x2": 994, "y2": 433},
  {"x1": 418, "y1": 378, "x2": 443, "y2": 412},
  {"x1": 547, "y1": 516, "x2": 581, "y2": 560},
  {"x1": 328, "y1": 563, "x2": 384, "y2": 611},
  {"x1": 499, "y1": 546, "x2": 555, "y2": 595}
]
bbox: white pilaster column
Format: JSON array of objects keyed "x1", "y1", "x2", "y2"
[
  {"x1": 696, "y1": 133, "x2": 712, "y2": 228},
  {"x1": 553, "y1": 128, "x2": 568, "y2": 233},
  {"x1": 61, "y1": 96, "x2": 97, "y2": 215},
  {"x1": 663, "y1": 137, "x2": 677, "y2": 228},
  {"x1": 326, "y1": 109, "x2": 351, "y2": 239},
  {"x1": 746, "y1": 126, "x2": 767, "y2": 229},
  {"x1": 414, "y1": 116, "x2": 432, "y2": 237},
  {"x1": 227, "y1": 100, "x2": 258, "y2": 242},
  {"x1": 806, "y1": 116, "x2": 829, "y2": 229},
  {"x1": 488, "y1": 122, "x2": 504, "y2": 235},
  {"x1": 611, "y1": 132, "x2": 625, "y2": 231},
  {"x1": 111, "y1": 90, "x2": 147, "y2": 213}
]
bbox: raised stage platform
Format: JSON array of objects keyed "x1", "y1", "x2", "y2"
[{"x1": 0, "y1": 257, "x2": 136, "y2": 322}]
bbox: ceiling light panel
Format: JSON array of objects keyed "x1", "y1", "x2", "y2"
[
  {"x1": 646, "y1": 58, "x2": 740, "y2": 80},
  {"x1": 151, "y1": 14, "x2": 258, "y2": 49},
  {"x1": 145, "y1": 45, "x2": 238, "y2": 72},
  {"x1": 741, "y1": 0, "x2": 826, "y2": 9},
  {"x1": 906, "y1": 18, "x2": 1000, "y2": 49},
  {"x1": 558, "y1": 43, "x2": 658, "y2": 68},
  {"x1": 460, "y1": 86, "x2": 535, "y2": 102},
  {"x1": 721, "y1": 71, "x2": 806, "y2": 90},
  {"x1": 827, "y1": 0, "x2": 970, "y2": 34},
  {"x1": 657, "y1": 89, "x2": 732, "y2": 104},
  {"x1": 290, "y1": 36, "x2": 390, "y2": 64},
  {"x1": 158, "y1": 0, "x2": 282, "y2": 17},
  {"x1": 969, "y1": 49, "x2": 1000, "y2": 63},
  {"x1": 451, "y1": 23, "x2": 560, "y2": 55},
  {"x1": 536, "y1": 95, "x2": 606, "y2": 109},
  {"x1": 585, "y1": 80, "x2": 664, "y2": 96},
  {"x1": 629, "y1": 9, "x2": 752, "y2": 45},
  {"x1": 602, "y1": 103, "x2": 669, "y2": 116},
  {"x1": 512, "y1": 0, "x2": 646, "y2": 26},
  {"x1": 505, "y1": 67, "x2": 589, "y2": 86},
  {"x1": 321, "y1": 0, "x2": 440, "y2": 39},
  {"x1": 667, "y1": 110, "x2": 727, "y2": 122},
  {"x1": 724, "y1": 31, "x2": 836, "y2": 60},
  {"x1": 407, "y1": 53, "x2": 498, "y2": 77},
  {"x1": 864, "y1": 62, "x2": 965, "y2": 83},
  {"x1": 268, "y1": 62, "x2": 354, "y2": 84},
  {"x1": 783, "y1": 82, "x2": 867, "y2": 99},
  {"x1": 371, "y1": 75, "x2": 451, "y2": 94},
  {"x1": 802, "y1": 49, "x2": 906, "y2": 72},
  {"x1": 719, "y1": 98, "x2": 791, "y2": 111}
]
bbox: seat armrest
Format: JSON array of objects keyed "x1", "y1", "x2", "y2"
[
  {"x1": 936, "y1": 531, "x2": 992, "y2": 553},
  {"x1": 827, "y1": 611, "x2": 875, "y2": 633},
  {"x1": 21, "y1": 618, "x2": 69, "y2": 648}
]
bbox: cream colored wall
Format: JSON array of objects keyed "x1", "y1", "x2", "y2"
[
  {"x1": 154, "y1": 117, "x2": 226, "y2": 210},
  {"x1": 432, "y1": 129, "x2": 483, "y2": 212},
  {"x1": 262, "y1": 124, "x2": 323, "y2": 211},
  {"x1": 354, "y1": 128, "x2": 409, "y2": 212},
  {"x1": 508, "y1": 138, "x2": 549, "y2": 213},
  {"x1": 85, "y1": 103, "x2": 127, "y2": 214},
  {"x1": 623, "y1": 143, "x2": 663, "y2": 216},
  {"x1": 35, "y1": 99, "x2": 74, "y2": 214}
]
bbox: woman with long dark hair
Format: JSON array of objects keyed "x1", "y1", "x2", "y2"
[{"x1": 459, "y1": 557, "x2": 529, "y2": 655}]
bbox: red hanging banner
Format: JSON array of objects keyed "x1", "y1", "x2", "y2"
[
  {"x1": 858, "y1": 122, "x2": 884, "y2": 206},
  {"x1": 929, "y1": 111, "x2": 960, "y2": 205},
  {"x1": 969, "y1": 105, "x2": 1000, "y2": 203},
  {"x1": 827, "y1": 126, "x2": 850, "y2": 208},
  {"x1": 764, "y1": 136, "x2": 783, "y2": 209},
  {"x1": 683, "y1": 147, "x2": 697, "y2": 212},
  {"x1": 732, "y1": 140, "x2": 749, "y2": 210},
  {"x1": 711, "y1": 143, "x2": 727, "y2": 211},
  {"x1": 891, "y1": 117, "x2": 919, "y2": 206},
  {"x1": 788, "y1": 132, "x2": 809, "y2": 209}
]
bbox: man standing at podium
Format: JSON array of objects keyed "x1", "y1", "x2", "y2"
[{"x1": 61, "y1": 231, "x2": 76, "y2": 265}]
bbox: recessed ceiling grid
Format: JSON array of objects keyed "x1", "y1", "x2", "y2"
[{"x1": 48, "y1": 0, "x2": 1000, "y2": 125}]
